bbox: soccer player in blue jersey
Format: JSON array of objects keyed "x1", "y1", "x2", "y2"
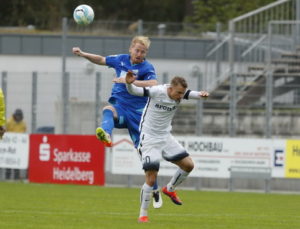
[{"x1": 72, "y1": 36, "x2": 162, "y2": 208}]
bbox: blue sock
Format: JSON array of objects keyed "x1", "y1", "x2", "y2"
[
  {"x1": 153, "y1": 179, "x2": 158, "y2": 190},
  {"x1": 101, "y1": 109, "x2": 114, "y2": 135}
]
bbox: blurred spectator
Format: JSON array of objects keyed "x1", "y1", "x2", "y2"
[
  {"x1": 6, "y1": 109, "x2": 27, "y2": 133},
  {"x1": 5, "y1": 108, "x2": 27, "y2": 180}
]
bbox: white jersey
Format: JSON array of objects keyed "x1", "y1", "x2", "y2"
[
  {"x1": 139, "y1": 84, "x2": 180, "y2": 136},
  {"x1": 126, "y1": 82, "x2": 202, "y2": 137}
]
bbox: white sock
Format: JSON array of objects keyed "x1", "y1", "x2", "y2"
[
  {"x1": 139, "y1": 183, "x2": 153, "y2": 217},
  {"x1": 167, "y1": 168, "x2": 189, "y2": 192}
]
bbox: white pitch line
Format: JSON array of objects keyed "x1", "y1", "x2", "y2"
[{"x1": 1, "y1": 209, "x2": 300, "y2": 221}]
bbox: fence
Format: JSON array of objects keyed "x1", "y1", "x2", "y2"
[
  {"x1": 2, "y1": 71, "x2": 108, "y2": 134},
  {"x1": 2, "y1": 67, "x2": 300, "y2": 138},
  {"x1": 66, "y1": 19, "x2": 206, "y2": 38},
  {"x1": 0, "y1": 68, "x2": 205, "y2": 135},
  {"x1": 204, "y1": 0, "x2": 300, "y2": 137}
]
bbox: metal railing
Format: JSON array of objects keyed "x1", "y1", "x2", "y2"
[
  {"x1": 205, "y1": 0, "x2": 300, "y2": 137},
  {"x1": 67, "y1": 19, "x2": 205, "y2": 38}
]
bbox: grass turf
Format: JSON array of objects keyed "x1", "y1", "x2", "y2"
[{"x1": 0, "y1": 182, "x2": 299, "y2": 229}]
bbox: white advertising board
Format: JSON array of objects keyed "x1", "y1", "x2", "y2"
[
  {"x1": 181, "y1": 136, "x2": 272, "y2": 178},
  {"x1": 111, "y1": 135, "x2": 286, "y2": 178},
  {"x1": 271, "y1": 139, "x2": 286, "y2": 178},
  {"x1": 111, "y1": 136, "x2": 144, "y2": 175},
  {"x1": 0, "y1": 133, "x2": 29, "y2": 169}
]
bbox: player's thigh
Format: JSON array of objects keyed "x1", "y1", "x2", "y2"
[
  {"x1": 112, "y1": 104, "x2": 128, "y2": 128},
  {"x1": 138, "y1": 134, "x2": 164, "y2": 171},
  {"x1": 126, "y1": 109, "x2": 143, "y2": 148},
  {"x1": 141, "y1": 148, "x2": 161, "y2": 171}
]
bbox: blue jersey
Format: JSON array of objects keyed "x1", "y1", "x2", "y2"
[{"x1": 106, "y1": 54, "x2": 157, "y2": 109}]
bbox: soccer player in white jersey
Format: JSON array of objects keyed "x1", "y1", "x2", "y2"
[
  {"x1": 125, "y1": 71, "x2": 209, "y2": 223},
  {"x1": 72, "y1": 36, "x2": 163, "y2": 209}
]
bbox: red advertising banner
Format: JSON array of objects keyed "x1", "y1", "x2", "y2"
[{"x1": 29, "y1": 134, "x2": 105, "y2": 185}]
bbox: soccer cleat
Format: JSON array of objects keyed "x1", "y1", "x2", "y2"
[
  {"x1": 152, "y1": 190, "x2": 163, "y2": 209},
  {"x1": 96, "y1": 127, "x2": 112, "y2": 147},
  {"x1": 162, "y1": 186, "x2": 182, "y2": 205},
  {"x1": 138, "y1": 216, "x2": 149, "y2": 223}
]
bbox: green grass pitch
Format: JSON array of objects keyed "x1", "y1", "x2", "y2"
[{"x1": 0, "y1": 182, "x2": 299, "y2": 229}]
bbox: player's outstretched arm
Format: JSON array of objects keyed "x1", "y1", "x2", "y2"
[
  {"x1": 184, "y1": 90, "x2": 209, "y2": 100},
  {"x1": 125, "y1": 71, "x2": 145, "y2": 96},
  {"x1": 113, "y1": 77, "x2": 157, "y2": 87},
  {"x1": 132, "y1": 79, "x2": 157, "y2": 87},
  {"x1": 72, "y1": 47, "x2": 106, "y2": 65}
]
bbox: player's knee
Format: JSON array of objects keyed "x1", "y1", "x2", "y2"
[
  {"x1": 185, "y1": 161, "x2": 194, "y2": 173},
  {"x1": 146, "y1": 176, "x2": 157, "y2": 187},
  {"x1": 102, "y1": 106, "x2": 117, "y2": 118},
  {"x1": 174, "y1": 155, "x2": 194, "y2": 172},
  {"x1": 145, "y1": 170, "x2": 158, "y2": 187},
  {"x1": 181, "y1": 157, "x2": 194, "y2": 173},
  {"x1": 102, "y1": 105, "x2": 114, "y2": 112}
]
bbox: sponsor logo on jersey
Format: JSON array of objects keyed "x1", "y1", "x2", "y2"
[{"x1": 155, "y1": 103, "x2": 176, "y2": 111}]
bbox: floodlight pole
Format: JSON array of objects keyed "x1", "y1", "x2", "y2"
[
  {"x1": 137, "y1": 19, "x2": 143, "y2": 35},
  {"x1": 229, "y1": 20, "x2": 237, "y2": 137},
  {"x1": 1, "y1": 72, "x2": 7, "y2": 105},
  {"x1": 192, "y1": 65, "x2": 203, "y2": 136},
  {"x1": 62, "y1": 17, "x2": 68, "y2": 134},
  {"x1": 31, "y1": 72, "x2": 37, "y2": 133}
]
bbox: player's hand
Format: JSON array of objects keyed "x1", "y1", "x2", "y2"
[
  {"x1": 72, "y1": 47, "x2": 83, "y2": 56},
  {"x1": 125, "y1": 71, "x2": 136, "y2": 84},
  {"x1": 0, "y1": 126, "x2": 5, "y2": 139},
  {"x1": 199, "y1": 91, "x2": 209, "y2": 98}
]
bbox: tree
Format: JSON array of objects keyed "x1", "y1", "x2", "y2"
[
  {"x1": 0, "y1": 0, "x2": 64, "y2": 29},
  {"x1": 187, "y1": 0, "x2": 276, "y2": 31},
  {"x1": 0, "y1": 0, "x2": 187, "y2": 30}
]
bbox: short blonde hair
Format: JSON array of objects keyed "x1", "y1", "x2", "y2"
[{"x1": 131, "y1": 36, "x2": 151, "y2": 49}]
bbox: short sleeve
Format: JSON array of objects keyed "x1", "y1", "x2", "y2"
[
  {"x1": 144, "y1": 66, "x2": 157, "y2": 80},
  {"x1": 105, "y1": 54, "x2": 120, "y2": 68}
]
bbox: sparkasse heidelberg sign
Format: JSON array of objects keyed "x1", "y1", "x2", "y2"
[{"x1": 29, "y1": 134, "x2": 105, "y2": 185}]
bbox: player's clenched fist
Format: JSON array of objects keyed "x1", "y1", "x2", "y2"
[
  {"x1": 199, "y1": 91, "x2": 209, "y2": 98},
  {"x1": 72, "y1": 47, "x2": 83, "y2": 56}
]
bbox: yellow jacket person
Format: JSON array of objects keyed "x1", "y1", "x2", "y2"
[{"x1": 6, "y1": 108, "x2": 26, "y2": 133}]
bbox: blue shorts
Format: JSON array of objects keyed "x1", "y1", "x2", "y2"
[{"x1": 113, "y1": 103, "x2": 143, "y2": 148}]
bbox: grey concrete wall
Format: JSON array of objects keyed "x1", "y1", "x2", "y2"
[
  {"x1": 105, "y1": 172, "x2": 300, "y2": 193},
  {"x1": 0, "y1": 34, "x2": 215, "y2": 60}
]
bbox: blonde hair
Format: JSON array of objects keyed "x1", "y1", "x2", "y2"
[{"x1": 131, "y1": 36, "x2": 151, "y2": 49}]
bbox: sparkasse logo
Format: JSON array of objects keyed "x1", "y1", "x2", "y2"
[{"x1": 39, "y1": 136, "x2": 50, "y2": 161}]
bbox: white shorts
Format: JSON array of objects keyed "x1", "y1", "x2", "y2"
[{"x1": 137, "y1": 133, "x2": 189, "y2": 171}]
